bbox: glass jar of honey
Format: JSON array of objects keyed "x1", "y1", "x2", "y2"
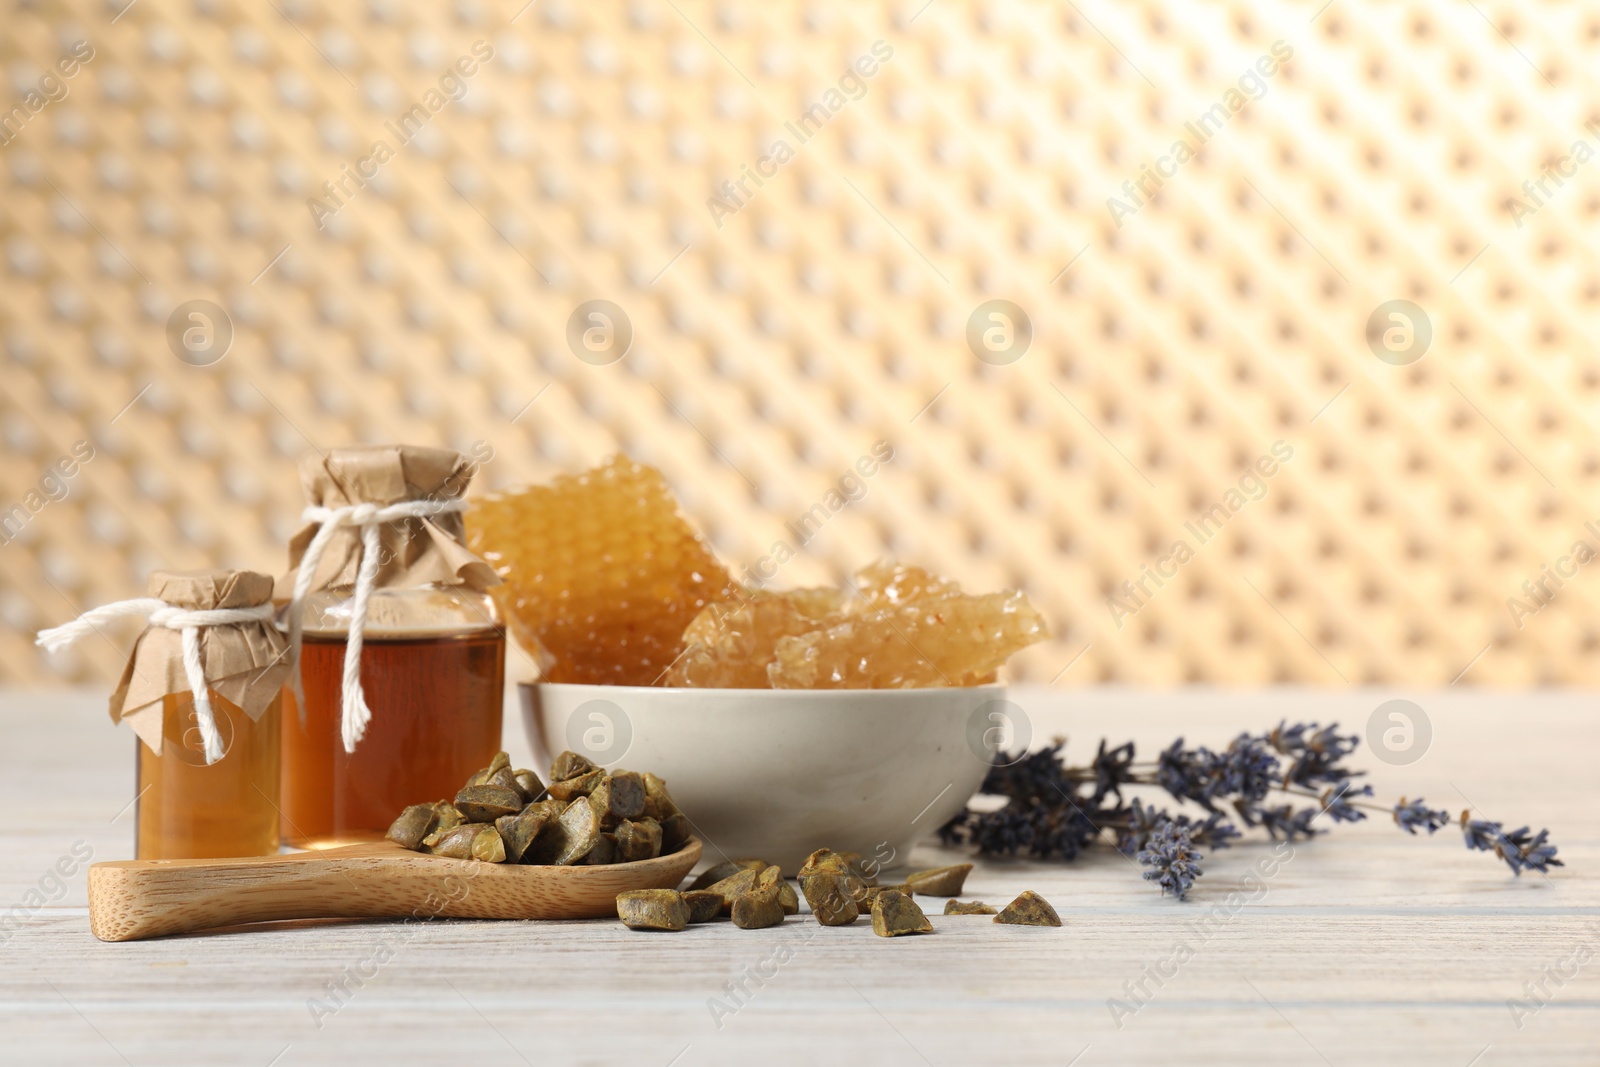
[
  {"x1": 279, "y1": 444, "x2": 505, "y2": 849},
  {"x1": 36, "y1": 568, "x2": 291, "y2": 860}
]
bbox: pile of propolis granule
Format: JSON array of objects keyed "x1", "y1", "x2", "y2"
[{"x1": 468, "y1": 456, "x2": 1047, "y2": 688}]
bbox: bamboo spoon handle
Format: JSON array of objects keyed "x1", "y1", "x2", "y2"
[
  {"x1": 87, "y1": 838, "x2": 702, "y2": 941},
  {"x1": 88, "y1": 844, "x2": 484, "y2": 942}
]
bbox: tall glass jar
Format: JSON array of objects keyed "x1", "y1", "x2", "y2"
[{"x1": 278, "y1": 444, "x2": 505, "y2": 849}]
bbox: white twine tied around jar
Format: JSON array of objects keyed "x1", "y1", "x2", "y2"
[
  {"x1": 36, "y1": 599, "x2": 275, "y2": 765},
  {"x1": 286, "y1": 497, "x2": 468, "y2": 754}
]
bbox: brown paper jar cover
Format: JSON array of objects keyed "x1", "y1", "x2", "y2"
[
  {"x1": 109, "y1": 569, "x2": 291, "y2": 755},
  {"x1": 277, "y1": 444, "x2": 499, "y2": 599}
]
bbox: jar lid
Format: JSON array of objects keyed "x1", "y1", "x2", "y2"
[{"x1": 148, "y1": 568, "x2": 275, "y2": 610}]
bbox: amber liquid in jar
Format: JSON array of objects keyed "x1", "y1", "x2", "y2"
[
  {"x1": 136, "y1": 690, "x2": 282, "y2": 860},
  {"x1": 282, "y1": 629, "x2": 505, "y2": 849}
]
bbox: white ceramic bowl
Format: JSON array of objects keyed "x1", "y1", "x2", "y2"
[{"x1": 520, "y1": 682, "x2": 1009, "y2": 874}]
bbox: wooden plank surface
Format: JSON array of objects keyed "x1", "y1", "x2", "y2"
[{"x1": 1, "y1": 687, "x2": 1596, "y2": 1065}]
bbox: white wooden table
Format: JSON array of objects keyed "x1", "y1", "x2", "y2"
[{"x1": 2, "y1": 687, "x2": 1595, "y2": 1066}]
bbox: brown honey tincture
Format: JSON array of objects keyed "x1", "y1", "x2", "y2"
[
  {"x1": 36, "y1": 569, "x2": 292, "y2": 860},
  {"x1": 281, "y1": 446, "x2": 505, "y2": 848}
]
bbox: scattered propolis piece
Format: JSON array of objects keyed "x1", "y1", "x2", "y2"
[
  {"x1": 703, "y1": 868, "x2": 765, "y2": 915},
  {"x1": 683, "y1": 890, "x2": 724, "y2": 924},
  {"x1": 994, "y1": 890, "x2": 1062, "y2": 927},
  {"x1": 687, "y1": 858, "x2": 769, "y2": 892},
  {"x1": 731, "y1": 867, "x2": 787, "y2": 930},
  {"x1": 871, "y1": 890, "x2": 933, "y2": 937},
  {"x1": 944, "y1": 900, "x2": 997, "y2": 915},
  {"x1": 905, "y1": 864, "x2": 973, "y2": 896},
  {"x1": 617, "y1": 889, "x2": 689, "y2": 931},
  {"x1": 861, "y1": 884, "x2": 913, "y2": 907},
  {"x1": 801, "y1": 871, "x2": 863, "y2": 926},
  {"x1": 469, "y1": 457, "x2": 739, "y2": 685},
  {"x1": 768, "y1": 592, "x2": 1048, "y2": 689}
]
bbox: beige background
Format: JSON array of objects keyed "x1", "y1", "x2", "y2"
[{"x1": 1, "y1": 0, "x2": 1594, "y2": 687}]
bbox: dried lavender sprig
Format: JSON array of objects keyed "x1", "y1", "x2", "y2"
[
  {"x1": 938, "y1": 723, "x2": 1564, "y2": 900},
  {"x1": 1137, "y1": 822, "x2": 1203, "y2": 900}
]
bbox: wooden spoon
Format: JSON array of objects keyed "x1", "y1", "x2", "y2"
[{"x1": 88, "y1": 837, "x2": 702, "y2": 942}]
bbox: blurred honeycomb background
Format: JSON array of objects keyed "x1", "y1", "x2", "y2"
[{"x1": 2, "y1": 0, "x2": 1596, "y2": 687}]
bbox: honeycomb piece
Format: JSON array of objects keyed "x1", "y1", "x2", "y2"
[
  {"x1": 766, "y1": 593, "x2": 1048, "y2": 689},
  {"x1": 665, "y1": 589, "x2": 849, "y2": 688},
  {"x1": 847, "y1": 561, "x2": 961, "y2": 610},
  {"x1": 468, "y1": 457, "x2": 739, "y2": 685}
]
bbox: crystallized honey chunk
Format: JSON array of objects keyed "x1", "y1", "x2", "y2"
[
  {"x1": 617, "y1": 889, "x2": 690, "y2": 931},
  {"x1": 994, "y1": 890, "x2": 1062, "y2": 927},
  {"x1": 871, "y1": 890, "x2": 933, "y2": 937},
  {"x1": 469, "y1": 457, "x2": 739, "y2": 685},
  {"x1": 905, "y1": 864, "x2": 973, "y2": 896},
  {"x1": 944, "y1": 900, "x2": 997, "y2": 915},
  {"x1": 849, "y1": 561, "x2": 960, "y2": 609},
  {"x1": 768, "y1": 592, "x2": 1048, "y2": 689},
  {"x1": 664, "y1": 590, "x2": 848, "y2": 688}
]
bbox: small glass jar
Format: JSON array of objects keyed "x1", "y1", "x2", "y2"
[
  {"x1": 138, "y1": 689, "x2": 281, "y2": 860},
  {"x1": 36, "y1": 567, "x2": 291, "y2": 862},
  {"x1": 282, "y1": 585, "x2": 505, "y2": 848}
]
